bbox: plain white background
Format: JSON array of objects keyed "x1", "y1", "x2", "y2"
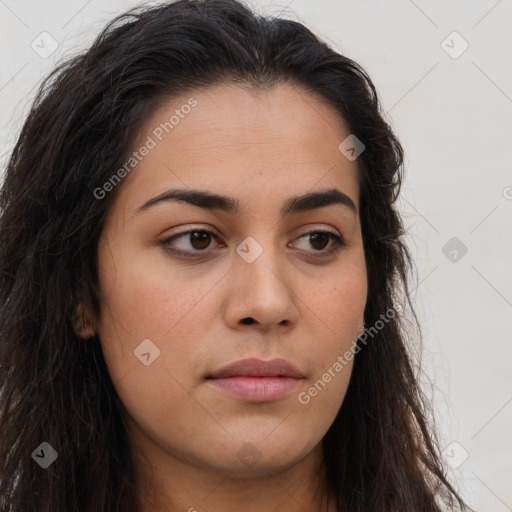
[{"x1": 1, "y1": 1, "x2": 511, "y2": 510}]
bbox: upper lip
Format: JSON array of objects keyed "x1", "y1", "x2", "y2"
[{"x1": 207, "y1": 358, "x2": 304, "y2": 379}]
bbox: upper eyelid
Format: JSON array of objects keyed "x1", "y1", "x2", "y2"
[
  {"x1": 164, "y1": 225, "x2": 342, "y2": 241},
  {"x1": 162, "y1": 227, "x2": 344, "y2": 251}
]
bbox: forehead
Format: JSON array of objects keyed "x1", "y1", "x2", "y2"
[
  {"x1": 142, "y1": 81, "x2": 351, "y2": 154},
  {"x1": 113, "y1": 81, "x2": 360, "y2": 216}
]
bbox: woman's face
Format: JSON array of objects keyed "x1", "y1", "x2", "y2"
[{"x1": 93, "y1": 82, "x2": 367, "y2": 484}]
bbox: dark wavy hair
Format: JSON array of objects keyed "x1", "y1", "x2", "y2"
[{"x1": 0, "y1": 1, "x2": 472, "y2": 510}]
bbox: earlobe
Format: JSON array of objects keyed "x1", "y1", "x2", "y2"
[{"x1": 72, "y1": 303, "x2": 96, "y2": 339}]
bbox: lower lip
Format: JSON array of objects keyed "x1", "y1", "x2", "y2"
[{"x1": 207, "y1": 376, "x2": 301, "y2": 402}]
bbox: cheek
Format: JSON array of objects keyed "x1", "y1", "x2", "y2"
[
  {"x1": 297, "y1": 264, "x2": 366, "y2": 409},
  {"x1": 304, "y1": 259, "x2": 367, "y2": 342},
  {"x1": 95, "y1": 247, "x2": 212, "y2": 447},
  {"x1": 95, "y1": 243, "x2": 211, "y2": 385}
]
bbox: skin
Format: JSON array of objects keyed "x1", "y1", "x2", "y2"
[{"x1": 79, "y1": 82, "x2": 367, "y2": 511}]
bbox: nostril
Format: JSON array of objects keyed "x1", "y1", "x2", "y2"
[{"x1": 241, "y1": 317, "x2": 254, "y2": 325}]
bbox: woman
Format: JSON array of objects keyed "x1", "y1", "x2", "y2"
[{"x1": 0, "y1": 0, "x2": 473, "y2": 510}]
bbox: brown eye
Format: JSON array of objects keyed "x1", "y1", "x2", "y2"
[
  {"x1": 294, "y1": 231, "x2": 345, "y2": 256},
  {"x1": 308, "y1": 232, "x2": 330, "y2": 251},
  {"x1": 162, "y1": 230, "x2": 218, "y2": 256},
  {"x1": 188, "y1": 231, "x2": 212, "y2": 250},
  {"x1": 162, "y1": 228, "x2": 344, "y2": 259}
]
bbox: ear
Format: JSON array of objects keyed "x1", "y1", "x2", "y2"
[{"x1": 72, "y1": 302, "x2": 97, "y2": 339}]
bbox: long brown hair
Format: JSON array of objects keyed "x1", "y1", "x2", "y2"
[{"x1": 0, "y1": 1, "x2": 472, "y2": 510}]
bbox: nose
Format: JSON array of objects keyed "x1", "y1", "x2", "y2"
[{"x1": 224, "y1": 237, "x2": 299, "y2": 331}]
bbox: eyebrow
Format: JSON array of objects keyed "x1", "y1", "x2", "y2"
[{"x1": 135, "y1": 187, "x2": 357, "y2": 217}]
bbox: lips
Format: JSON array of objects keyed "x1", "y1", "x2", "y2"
[
  {"x1": 206, "y1": 358, "x2": 304, "y2": 402},
  {"x1": 206, "y1": 357, "x2": 304, "y2": 379}
]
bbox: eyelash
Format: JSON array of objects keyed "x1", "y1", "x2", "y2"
[{"x1": 161, "y1": 228, "x2": 346, "y2": 259}]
